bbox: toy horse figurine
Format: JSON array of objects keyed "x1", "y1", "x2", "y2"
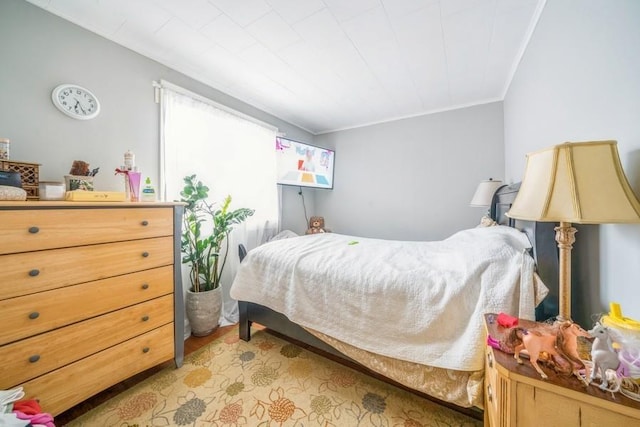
[
  {"x1": 588, "y1": 322, "x2": 620, "y2": 390},
  {"x1": 556, "y1": 321, "x2": 592, "y2": 385},
  {"x1": 507, "y1": 327, "x2": 567, "y2": 379}
]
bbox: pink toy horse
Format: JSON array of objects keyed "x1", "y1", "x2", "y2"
[{"x1": 507, "y1": 327, "x2": 569, "y2": 379}]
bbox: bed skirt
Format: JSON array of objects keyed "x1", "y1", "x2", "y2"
[{"x1": 303, "y1": 327, "x2": 484, "y2": 409}]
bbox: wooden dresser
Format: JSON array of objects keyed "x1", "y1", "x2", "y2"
[
  {"x1": 0, "y1": 202, "x2": 184, "y2": 416},
  {"x1": 484, "y1": 314, "x2": 640, "y2": 427}
]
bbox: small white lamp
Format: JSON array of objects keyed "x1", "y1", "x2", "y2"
[
  {"x1": 470, "y1": 178, "x2": 504, "y2": 208},
  {"x1": 506, "y1": 140, "x2": 640, "y2": 320}
]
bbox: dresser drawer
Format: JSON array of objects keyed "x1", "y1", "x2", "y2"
[
  {"x1": 20, "y1": 323, "x2": 175, "y2": 416},
  {"x1": 1, "y1": 295, "x2": 174, "y2": 388},
  {"x1": 0, "y1": 265, "x2": 174, "y2": 345},
  {"x1": 0, "y1": 207, "x2": 173, "y2": 255},
  {"x1": 485, "y1": 346, "x2": 500, "y2": 427},
  {"x1": 0, "y1": 236, "x2": 174, "y2": 300}
]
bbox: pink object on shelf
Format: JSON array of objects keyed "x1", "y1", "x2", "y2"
[
  {"x1": 128, "y1": 171, "x2": 141, "y2": 202},
  {"x1": 497, "y1": 312, "x2": 519, "y2": 328},
  {"x1": 487, "y1": 335, "x2": 502, "y2": 349}
]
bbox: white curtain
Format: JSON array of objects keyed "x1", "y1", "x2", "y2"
[{"x1": 160, "y1": 82, "x2": 278, "y2": 329}]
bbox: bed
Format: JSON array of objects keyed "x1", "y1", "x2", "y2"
[{"x1": 229, "y1": 183, "x2": 559, "y2": 411}]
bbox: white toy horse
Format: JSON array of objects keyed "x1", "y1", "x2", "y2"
[{"x1": 588, "y1": 322, "x2": 620, "y2": 390}]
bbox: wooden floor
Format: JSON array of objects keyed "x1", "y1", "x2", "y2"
[{"x1": 54, "y1": 325, "x2": 236, "y2": 425}]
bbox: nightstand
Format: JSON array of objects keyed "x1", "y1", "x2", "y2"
[{"x1": 484, "y1": 314, "x2": 640, "y2": 427}]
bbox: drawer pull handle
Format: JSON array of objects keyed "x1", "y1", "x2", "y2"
[
  {"x1": 142, "y1": 252, "x2": 149, "y2": 258},
  {"x1": 28, "y1": 312, "x2": 40, "y2": 320},
  {"x1": 487, "y1": 384, "x2": 493, "y2": 402},
  {"x1": 142, "y1": 283, "x2": 149, "y2": 290},
  {"x1": 141, "y1": 220, "x2": 149, "y2": 226},
  {"x1": 487, "y1": 351, "x2": 493, "y2": 368},
  {"x1": 29, "y1": 269, "x2": 40, "y2": 277},
  {"x1": 142, "y1": 315, "x2": 149, "y2": 322},
  {"x1": 142, "y1": 347, "x2": 150, "y2": 353},
  {"x1": 28, "y1": 226, "x2": 40, "y2": 234},
  {"x1": 29, "y1": 355, "x2": 40, "y2": 363}
]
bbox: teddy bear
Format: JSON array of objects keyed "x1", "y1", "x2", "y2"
[
  {"x1": 69, "y1": 160, "x2": 90, "y2": 176},
  {"x1": 477, "y1": 215, "x2": 497, "y2": 228},
  {"x1": 305, "y1": 216, "x2": 328, "y2": 234}
]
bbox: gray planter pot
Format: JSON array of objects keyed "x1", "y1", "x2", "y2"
[{"x1": 186, "y1": 287, "x2": 222, "y2": 337}]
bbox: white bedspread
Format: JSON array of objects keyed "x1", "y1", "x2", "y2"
[{"x1": 230, "y1": 226, "x2": 548, "y2": 371}]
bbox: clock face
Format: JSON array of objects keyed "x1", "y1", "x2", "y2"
[{"x1": 51, "y1": 84, "x2": 101, "y2": 120}]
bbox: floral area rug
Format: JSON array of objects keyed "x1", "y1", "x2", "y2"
[{"x1": 68, "y1": 327, "x2": 482, "y2": 426}]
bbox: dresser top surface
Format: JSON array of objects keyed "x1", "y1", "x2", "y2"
[{"x1": 0, "y1": 201, "x2": 183, "y2": 208}]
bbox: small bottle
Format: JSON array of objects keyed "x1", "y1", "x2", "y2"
[
  {"x1": 124, "y1": 150, "x2": 135, "y2": 170},
  {"x1": 141, "y1": 177, "x2": 156, "y2": 202},
  {"x1": 0, "y1": 138, "x2": 9, "y2": 160}
]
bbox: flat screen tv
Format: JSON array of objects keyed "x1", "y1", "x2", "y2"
[{"x1": 275, "y1": 137, "x2": 335, "y2": 189}]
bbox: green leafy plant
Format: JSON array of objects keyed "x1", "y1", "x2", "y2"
[{"x1": 180, "y1": 174, "x2": 254, "y2": 292}]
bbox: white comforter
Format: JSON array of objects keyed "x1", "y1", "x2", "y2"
[{"x1": 230, "y1": 226, "x2": 548, "y2": 371}]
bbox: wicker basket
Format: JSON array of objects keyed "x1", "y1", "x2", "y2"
[{"x1": 0, "y1": 160, "x2": 40, "y2": 200}]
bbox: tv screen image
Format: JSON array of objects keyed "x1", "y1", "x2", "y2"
[{"x1": 275, "y1": 137, "x2": 335, "y2": 189}]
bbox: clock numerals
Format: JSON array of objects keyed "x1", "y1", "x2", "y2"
[
  {"x1": 52, "y1": 84, "x2": 100, "y2": 120},
  {"x1": 59, "y1": 92, "x2": 94, "y2": 115}
]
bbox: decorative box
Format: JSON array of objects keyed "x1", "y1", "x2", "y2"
[
  {"x1": 0, "y1": 160, "x2": 40, "y2": 200},
  {"x1": 39, "y1": 181, "x2": 66, "y2": 200},
  {"x1": 65, "y1": 175, "x2": 94, "y2": 191}
]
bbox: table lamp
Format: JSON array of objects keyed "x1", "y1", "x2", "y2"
[
  {"x1": 506, "y1": 140, "x2": 640, "y2": 320},
  {"x1": 470, "y1": 178, "x2": 504, "y2": 209}
]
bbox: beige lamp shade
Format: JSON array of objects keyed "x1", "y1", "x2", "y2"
[
  {"x1": 507, "y1": 140, "x2": 640, "y2": 320},
  {"x1": 507, "y1": 140, "x2": 640, "y2": 224},
  {"x1": 470, "y1": 179, "x2": 503, "y2": 207}
]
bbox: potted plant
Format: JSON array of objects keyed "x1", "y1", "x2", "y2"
[{"x1": 180, "y1": 174, "x2": 254, "y2": 336}]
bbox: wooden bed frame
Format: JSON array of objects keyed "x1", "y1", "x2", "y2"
[{"x1": 236, "y1": 182, "x2": 559, "y2": 410}]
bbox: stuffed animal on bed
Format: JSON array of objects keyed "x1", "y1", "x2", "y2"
[
  {"x1": 477, "y1": 215, "x2": 497, "y2": 227},
  {"x1": 305, "y1": 216, "x2": 328, "y2": 234}
]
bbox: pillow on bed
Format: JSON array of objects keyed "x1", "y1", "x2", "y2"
[
  {"x1": 268, "y1": 229, "x2": 299, "y2": 241},
  {"x1": 448, "y1": 225, "x2": 532, "y2": 257}
]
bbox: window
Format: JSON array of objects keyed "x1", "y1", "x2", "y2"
[{"x1": 160, "y1": 81, "x2": 278, "y2": 325}]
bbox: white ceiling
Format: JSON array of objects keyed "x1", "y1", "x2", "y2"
[{"x1": 27, "y1": 0, "x2": 546, "y2": 134}]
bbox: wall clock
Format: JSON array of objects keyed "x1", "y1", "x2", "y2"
[{"x1": 51, "y1": 84, "x2": 101, "y2": 120}]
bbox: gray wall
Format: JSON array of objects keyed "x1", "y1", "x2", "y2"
[
  {"x1": 0, "y1": 0, "x2": 313, "y2": 231},
  {"x1": 504, "y1": 0, "x2": 640, "y2": 325},
  {"x1": 316, "y1": 102, "x2": 505, "y2": 241}
]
